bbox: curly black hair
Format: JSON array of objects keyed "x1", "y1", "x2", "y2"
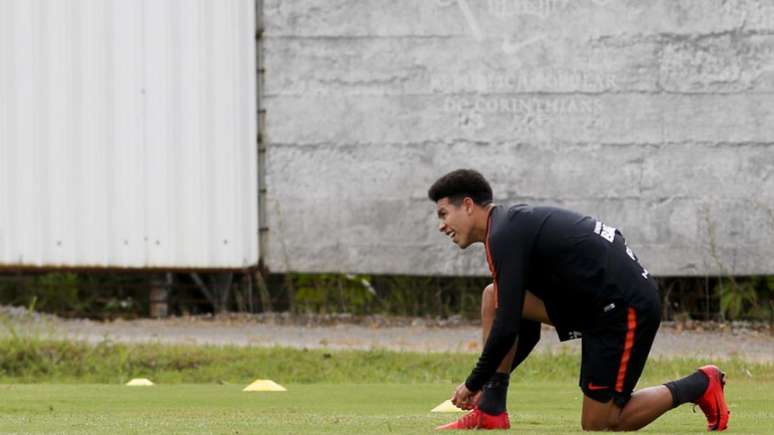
[{"x1": 427, "y1": 169, "x2": 493, "y2": 206}]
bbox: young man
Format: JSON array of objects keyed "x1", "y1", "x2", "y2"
[{"x1": 428, "y1": 169, "x2": 729, "y2": 431}]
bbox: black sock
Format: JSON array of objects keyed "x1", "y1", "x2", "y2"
[
  {"x1": 664, "y1": 370, "x2": 709, "y2": 408},
  {"x1": 478, "y1": 372, "x2": 510, "y2": 415}
]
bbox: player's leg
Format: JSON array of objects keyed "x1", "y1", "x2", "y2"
[
  {"x1": 581, "y1": 385, "x2": 673, "y2": 431},
  {"x1": 579, "y1": 296, "x2": 667, "y2": 431},
  {"x1": 582, "y1": 367, "x2": 727, "y2": 431},
  {"x1": 579, "y1": 291, "x2": 728, "y2": 431}
]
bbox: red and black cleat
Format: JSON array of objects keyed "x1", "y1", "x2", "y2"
[
  {"x1": 695, "y1": 365, "x2": 730, "y2": 431},
  {"x1": 435, "y1": 407, "x2": 510, "y2": 430}
]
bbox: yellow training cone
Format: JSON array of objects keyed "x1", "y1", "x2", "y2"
[
  {"x1": 242, "y1": 379, "x2": 287, "y2": 392},
  {"x1": 431, "y1": 399, "x2": 463, "y2": 413},
  {"x1": 126, "y1": 378, "x2": 154, "y2": 386}
]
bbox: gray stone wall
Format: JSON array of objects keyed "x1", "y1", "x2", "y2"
[{"x1": 262, "y1": 0, "x2": 774, "y2": 276}]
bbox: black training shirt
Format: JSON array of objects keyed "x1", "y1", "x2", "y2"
[{"x1": 464, "y1": 204, "x2": 651, "y2": 392}]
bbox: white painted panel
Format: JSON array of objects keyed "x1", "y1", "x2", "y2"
[{"x1": 0, "y1": 0, "x2": 258, "y2": 269}]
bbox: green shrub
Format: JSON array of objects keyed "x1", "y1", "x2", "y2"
[{"x1": 715, "y1": 276, "x2": 773, "y2": 321}]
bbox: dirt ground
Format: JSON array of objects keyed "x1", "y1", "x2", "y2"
[{"x1": 2, "y1": 307, "x2": 772, "y2": 362}]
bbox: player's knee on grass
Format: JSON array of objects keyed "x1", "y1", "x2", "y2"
[
  {"x1": 580, "y1": 398, "x2": 624, "y2": 432},
  {"x1": 581, "y1": 417, "x2": 620, "y2": 431},
  {"x1": 581, "y1": 416, "x2": 606, "y2": 431}
]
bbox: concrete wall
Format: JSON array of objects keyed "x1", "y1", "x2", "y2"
[{"x1": 262, "y1": 0, "x2": 774, "y2": 276}]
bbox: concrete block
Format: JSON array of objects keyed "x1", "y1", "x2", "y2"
[{"x1": 261, "y1": 0, "x2": 774, "y2": 276}]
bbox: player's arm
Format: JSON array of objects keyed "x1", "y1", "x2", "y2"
[{"x1": 464, "y1": 235, "x2": 529, "y2": 392}]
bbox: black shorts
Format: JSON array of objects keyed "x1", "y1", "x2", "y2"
[{"x1": 579, "y1": 283, "x2": 661, "y2": 408}]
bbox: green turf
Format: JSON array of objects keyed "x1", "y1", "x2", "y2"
[
  {"x1": 1, "y1": 337, "x2": 771, "y2": 433},
  {"x1": 0, "y1": 381, "x2": 770, "y2": 434}
]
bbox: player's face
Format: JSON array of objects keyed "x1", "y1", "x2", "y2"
[{"x1": 436, "y1": 197, "x2": 475, "y2": 248}]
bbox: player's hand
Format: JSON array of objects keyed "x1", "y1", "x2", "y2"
[{"x1": 451, "y1": 383, "x2": 480, "y2": 410}]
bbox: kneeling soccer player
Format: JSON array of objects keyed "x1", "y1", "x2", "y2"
[{"x1": 428, "y1": 169, "x2": 729, "y2": 431}]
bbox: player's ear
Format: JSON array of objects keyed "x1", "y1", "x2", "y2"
[{"x1": 463, "y1": 197, "x2": 475, "y2": 215}]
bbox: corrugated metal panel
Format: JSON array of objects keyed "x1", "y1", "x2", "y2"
[{"x1": 0, "y1": 0, "x2": 258, "y2": 269}]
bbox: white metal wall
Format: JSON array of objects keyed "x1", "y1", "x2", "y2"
[{"x1": 0, "y1": 0, "x2": 258, "y2": 269}]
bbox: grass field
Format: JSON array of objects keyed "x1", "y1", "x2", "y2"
[
  {"x1": 1, "y1": 381, "x2": 772, "y2": 434},
  {"x1": 1, "y1": 338, "x2": 772, "y2": 433}
]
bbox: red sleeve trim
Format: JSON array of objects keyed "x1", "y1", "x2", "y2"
[{"x1": 484, "y1": 207, "x2": 498, "y2": 308}]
